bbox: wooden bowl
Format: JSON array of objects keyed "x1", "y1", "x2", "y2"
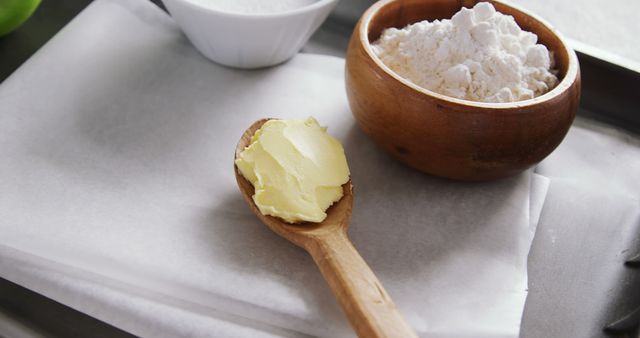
[{"x1": 345, "y1": 0, "x2": 581, "y2": 181}]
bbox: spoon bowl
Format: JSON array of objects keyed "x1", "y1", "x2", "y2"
[
  {"x1": 234, "y1": 118, "x2": 353, "y2": 247},
  {"x1": 234, "y1": 119, "x2": 417, "y2": 338}
]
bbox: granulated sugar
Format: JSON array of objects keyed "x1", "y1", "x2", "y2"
[
  {"x1": 188, "y1": 0, "x2": 317, "y2": 14},
  {"x1": 372, "y1": 2, "x2": 559, "y2": 103}
]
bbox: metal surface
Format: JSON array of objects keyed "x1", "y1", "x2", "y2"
[
  {"x1": 0, "y1": 278, "x2": 131, "y2": 338},
  {"x1": 0, "y1": 1, "x2": 638, "y2": 337},
  {"x1": 575, "y1": 52, "x2": 640, "y2": 134}
]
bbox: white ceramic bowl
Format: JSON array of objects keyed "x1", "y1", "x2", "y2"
[{"x1": 162, "y1": 0, "x2": 340, "y2": 69}]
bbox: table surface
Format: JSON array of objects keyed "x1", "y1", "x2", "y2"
[{"x1": 1, "y1": 1, "x2": 638, "y2": 338}]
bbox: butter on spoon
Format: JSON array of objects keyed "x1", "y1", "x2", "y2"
[
  {"x1": 234, "y1": 118, "x2": 417, "y2": 338},
  {"x1": 235, "y1": 117, "x2": 349, "y2": 223}
]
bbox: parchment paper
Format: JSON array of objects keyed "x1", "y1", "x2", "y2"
[{"x1": 0, "y1": 0, "x2": 549, "y2": 337}]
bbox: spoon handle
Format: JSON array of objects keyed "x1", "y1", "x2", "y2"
[{"x1": 305, "y1": 230, "x2": 417, "y2": 338}]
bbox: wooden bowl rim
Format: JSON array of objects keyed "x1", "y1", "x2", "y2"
[{"x1": 359, "y1": 0, "x2": 580, "y2": 109}]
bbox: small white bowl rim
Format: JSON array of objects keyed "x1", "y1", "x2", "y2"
[
  {"x1": 169, "y1": 0, "x2": 340, "y2": 19},
  {"x1": 360, "y1": 0, "x2": 580, "y2": 109}
]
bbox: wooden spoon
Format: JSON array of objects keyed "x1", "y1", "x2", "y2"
[{"x1": 234, "y1": 119, "x2": 417, "y2": 338}]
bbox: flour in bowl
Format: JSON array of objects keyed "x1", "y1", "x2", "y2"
[
  {"x1": 187, "y1": 0, "x2": 318, "y2": 14},
  {"x1": 371, "y1": 2, "x2": 559, "y2": 103}
]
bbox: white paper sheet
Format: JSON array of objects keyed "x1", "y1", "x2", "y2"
[
  {"x1": 508, "y1": 0, "x2": 640, "y2": 70},
  {"x1": 537, "y1": 117, "x2": 640, "y2": 200},
  {"x1": 0, "y1": 0, "x2": 548, "y2": 337}
]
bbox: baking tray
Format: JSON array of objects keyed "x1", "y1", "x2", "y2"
[{"x1": 0, "y1": 1, "x2": 638, "y2": 337}]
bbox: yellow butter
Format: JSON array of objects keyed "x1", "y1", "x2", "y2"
[{"x1": 235, "y1": 117, "x2": 350, "y2": 223}]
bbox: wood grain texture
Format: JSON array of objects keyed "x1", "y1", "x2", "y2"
[
  {"x1": 235, "y1": 119, "x2": 417, "y2": 338},
  {"x1": 345, "y1": 0, "x2": 582, "y2": 181}
]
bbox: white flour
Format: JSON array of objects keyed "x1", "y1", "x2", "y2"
[
  {"x1": 372, "y1": 3, "x2": 559, "y2": 103},
  {"x1": 187, "y1": 0, "x2": 318, "y2": 14}
]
